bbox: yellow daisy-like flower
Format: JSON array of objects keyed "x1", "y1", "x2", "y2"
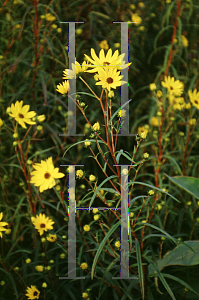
[
  {"x1": 9, "y1": 100, "x2": 36, "y2": 129},
  {"x1": 181, "y1": 35, "x2": 188, "y2": 47},
  {"x1": 45, "y1": 13, "x2": 56, "y2": 22},
  {"x1": 172, "y1": 97, "x2": 185, "y2": 111},
  {"x1": 35, "y1": 265, "x2": 44, "y2": 272},
  {"x1": 188, "y1": 89, "x2": 199, "y2": 109},
  {"x1": 25, "y1": 285, "x2": 40, "y2": 300},
  {"x1": 95, "y1": 67, "x2": 127, "y2": 92},
  {"x1": 131, "y1": 13, "x2": 142, "y2": 25},
  {"x1": 92, "y1": 208, "x2": 98, "y2": 214},
  {"x1": 46, "y1": 234, "x2": 57, "y2": 242},
  {"x1": 157, "y1": 90, "x2": 163, "y2": 98},
  {"x1": 31, "y1": 213, "x2": 55, "y2": 236},
  {"x1": 150, "y1": 116, "x2": 159, "y2": 127},
  {"x1": 150, "y1": 83, "x2": 157, "y2": 91},
  {"x1": 189, "y1": 118, "x2": 196, "y2": 126},
  {"x1": 0, "y1": 212, "x2": 8, "y2": 238},
  {"x1": 63, "y1": 61, "x2": 88, "y2": 80},
  {"x1": 30, "y1": 157, "x2": 65, "y2": 193},
  {"x1": 115, "y1": 241, "x2": 120, "y2": 248},
  {"x1": 83, "y1": 225, "x2": 90, "y2": 232},
  {"x1": 80, "y1": 262, "x2": 88, "y2": 270},
  {"x1": 89, "y1": 174, "x2": 96, "y2": 182},
  {"x1": 138, "y1": 126, "x2": 149, "y2": 136},
  {"x1": 82, "y1": 293, "x2": 89, "y2": 299},
  {"x1": 56, "y1": 80, "x2": 69, "y2": 95},
  {"x1": 84, "y1": 48, "x2": 131, "y2": 73},
  {"x1": 94, "y1": 214, "x2": 100, "y2": 221},
  {"x1": 161, "y1": 76, "x2": 184, "y2": 98},
  {"x1": 76, "y1": 170, "x2": 84, "y2": 179},
  {"x1": 99, "y1": 39, "x2": 109, "y2": 50}
]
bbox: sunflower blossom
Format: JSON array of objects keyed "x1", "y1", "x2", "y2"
[
  {"x1": 8, "y1": 100, "x2": 36, "y2": 129},
  {"x1": 188, "y1": 89, "x2": 199, "y2": 110},
  {"x1": 31, "y1": 213, "x2": 55, "y2": 236},
  {"x1": 25, "y1": 285, "x2": 40, "y2": 300},
  {"x1": 84, "y1": 48, "x2": 131, "y2": 73},
  {"x1": 63, "y1": 61, "x2": 88, "y2": 80},
  {"x1": 0, "y1": 212, "x2": 8, "y2": 238},
  {"x1": 95, "y1": 68, "x2": 127, "y2": 92},
  {"x1": 161, "y1": 76, "x2": 184, "y2": 98},
  {"x1": 30, "y1": 157, "x2": 65, "y2": 193},
  {"x1": 56, "y1": 80, "x2": 69, "y2": 95}
]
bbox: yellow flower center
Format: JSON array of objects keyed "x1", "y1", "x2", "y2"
[
  {"x1": 44, "y1": 172, "x2": 51, "y2": 179},
  {"x1": 18, "y1": 113, "x2": 24, "y2": 118},
  {"x1": 107, "y1": 77, "x2": 113, "y2": 84},
  {"x1": 40, "y1": 223, "x2": 46, "y2": 228}
]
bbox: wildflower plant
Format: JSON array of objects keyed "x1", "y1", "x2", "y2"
[{"x1": 1, "y1": 1, "x2": 199, "y2": 300}]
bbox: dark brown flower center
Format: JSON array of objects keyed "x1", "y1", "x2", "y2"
[
  {"x1": 33, "y1": 291, "x2": 38, "y2": 296},
  {"x1": 18, "y1": 113, "x2": 24, "y2": 118},
  {"x1": 107, "y1": 77, "x2": 113, "y2": 84},
  {"x1": 103, "y1": 62, "x2": 110, "y2": 66},
  {"x1": 170, "y1": 87, "x2": 173, "y2": 90},
  {"x1": 194, "y1": 100, "x2": 198, "y2": 105},
  {"x1": 44, "y1": 172, "x2": 51, "y2": 179},
  {"x1": 40, "y1": 223, "x2": 46, "y2": 228}
]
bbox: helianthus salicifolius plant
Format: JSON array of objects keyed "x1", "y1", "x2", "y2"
[
  {"x1": 8, "y1": 100, "x2": 36, "y2": 129},
  {"x1": 95, "y1": 67, "x2": 127, "y2": 92},
  {"x1": 31, "y1": 213, "x2": 55, "y2": 236},
  {"x1": 30, "y1": 156, "x2": 65, "y2": 193},
  {"x1": 161, "y1": 76, "x2": 184, "y2": 102}
]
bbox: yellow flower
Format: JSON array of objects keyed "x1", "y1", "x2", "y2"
[
  {"x1": 30, "y1": 157, "x2": 65, "y2": 193},
  {"x1": 63, "y1": 61, "x2": 88, "y2": 79},
  {"x1": 188, "y1": 89, "x2": 199, "y2": 109},
  {"x1": 148, "y1": 190, "x2": 154, "y2": 196},
  {"x1": 37, "y1": 114, "x2": 46, "y2": 122},
  {"x1": 0, "y1": 212, "x2": 8, "y2": 238},
  {"x1": 80, "y1": 262, "x2": 88, "y2": 270},
  {"x1": 140, "y1": 131, "x2": 147, "y2": 139},
  {"x1": 92, "y1": 208, "x2": 98, "y2": 214},
  {"x1": 138, "y1": 2, "x2": 145, "y2": 8},
  {"x1": 138, "y1": 126, "x2": 148, "y2": 136},
  {"x1": 161, "y1": 76, "x2": 184, "y2": 98},
  {"x1": 76, "y1": 170, "x2": 84, "y2": 179},
  {"x1": 118, "y1": 109, "x2": 126, "y2": 118},
  {"x1": 130, "y1": 4, "x2": 136, "y2": 9},
  {"x1": 143, "y1": 152, "x2": 149, "y2": 159},
  {"x1": 46, "y1": 13, "x2": 56, "y2": 21},
  {"x1": 187, "y1": 201, "x2": 192, "y2": 206},
  {"x1": 51, "y1": 24, "x2": 57, "y2": 29},
  {"x1": 114, "y1": 43, "x2": 120, "y2": 48},
  {"x1": 121, "y1": 168, "x2": 128, "y2": 175},
  {"x1": 150, "y1": 116, "x2": 159, "y2": 127},
  {"x1": 94, "y1": 214, "x2": 100, "y2": 221},
  {"x1": 26, "y1": 258, "x2": 31, "y2": 264},
  {"x1": 139, "y1": 26, "x2": 145, "y2": 31},
  {"x1": 56, "y1": 80, "x2": 69, "y2": 95},
  {"x1": 142, "y1": 220, "x2": 147, "y2": 223},
  {"x1": 95, "y1": 67, "x2": 127, "y2": 92},
  {"x1": 76, "y1": 28, "x2": 82, "y2": 35},
  {"x1": 46, "y1": 234, "x2": 57, "y2": 242},
  {"x1": 83, "y1": 225, "x2": 90, "y2": 232},
  {"x1": 115, "y1": 241, "x2": 120, "y2": 248},
  {"x1": 130, "y1": 212, "x2": 134, "y2": 218},
  {"x1": 9, "y1": 100, "x2": 36, "y2": 129},
  {"x1": 157, "y1": 204, "x2": 162, "y2": 210},
  {"x1": 92, "y1": 122, "x2": 100, "y2": 131},
  {"x1": 189, "y1": 118, "x2": 196, "y2": 126},
  {"x1": 82, "y1": 293, "x2": 89, "y2": 299},
  {"x1": 99, "y1": 40, "x2": 109, "y2": 50},
  {"x1": 35, "y1": 265, "x2": 44, "y2": 272},
  {"x1": 42, "y1": 283, "x2": 47, "y2": 288},
  {"x1": 150, "y1": 83, "x2": 157, "y2": 91},
  {"x1": 60, "y1": 253, "x2": 65, "y2": 259},
  {"x1": 57, "y1": 28, "x2": 62, "y2": 33},
  {"x1": 157, "y1": 90, "x2": 163, "y2": 98},
  {"x1": 0, "y1": 118, "x2": 3, "y2": 127},
  {"x1": 25, "y1": 285, "x2": 40, "y2": 300},
  {"x1": 84, "y1": 139, "x2": 91, "y2": 147},
  {"x1": 89, "y1": 174, "x2": 96, "y2": 182},
  {"x1": 31, "y1": 213, "x2": 55, "y2": 236},
  {"x1": 166, "y1": 0, "x2": 171, "y2": 3},
  {"x1": 84, "y1": 48, "x2": 131, "y2": 73},
  {"x1": 181, "y1": 35, "x2": 188, "y2": 47},
  {"x1": 108, "y1": 90, "x2": 115, "y2": 98},
  {"x1": 131, "y1": 13, "x2": 142, "y2": 25},
  {"x1": 185, "y1": 102, "x2": 191, "y2": 109}
]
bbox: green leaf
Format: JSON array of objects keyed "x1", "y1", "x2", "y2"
[
  {"x1": 148, "y1": 241, "x2": 199, "y2": 276},
  {"x1": 135, "y1": 239, "x2": 144, "y2": 299},
  {"x1": 91, "y1": 220, "x2": 121, "y2": 279},
  {"x1": 165, "y1": 174, "x2": 199, "y2": 200}
]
